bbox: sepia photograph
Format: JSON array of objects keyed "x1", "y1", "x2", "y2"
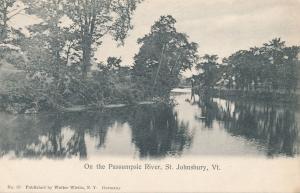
[{"x1": 0, "y1": 0, "x2": 300, "y2": 192}]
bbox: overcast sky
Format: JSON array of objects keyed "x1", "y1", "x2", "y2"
[
  {"x1": 11, "y1": 0, "x2": 300, "y2": 67},
  {"x1": 97, "y1": 0, "x2": 300, "y2": 65}
]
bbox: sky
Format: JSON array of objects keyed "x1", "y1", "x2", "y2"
[
  {"x1": 97, "y1": 0, "x2": 300, "y2": 65},
  {"x1": 10, "y1": 0, "x2": 300, "y2": 74}
]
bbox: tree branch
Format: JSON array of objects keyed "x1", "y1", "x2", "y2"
[{"x1": 7, "y1": 8, "x2": 25, "y2": 20}]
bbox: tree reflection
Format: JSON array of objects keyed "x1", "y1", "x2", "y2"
[
  {"x1": 12, "y1": 113, "x2": 89, "y2": 159},
  {"x1": 221, "y1": 102, "x2": 299, "y2": 157},
  {"x1": 0, "y1": 104, "x2": 193, "y2": 159},
  {"x1": 195, "y1": 96, "x2": 220, "y2": 128},
  {"x1": 19, "y1": 109, "x2": 133, "y2": 159},
  {"x1": 22, "y1": 114, "x2": 68, "y2": 158},
  {"x1": 129, "y1": 104, "x2": 192, "y2": 158},
  {"x1": 195, "y1": 97, "x2": 300, "y2": 157},
  {"x1": 0, "y1": 112, "x2": 113, "y2": 159}
]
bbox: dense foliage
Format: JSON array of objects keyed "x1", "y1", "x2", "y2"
[
  {"x1": 222, "y1": 38, "x2": 299, "y2": 93},
  {"x1": 193, "y1": 38, "x2": 300, "y2": 100},
  {"x1": 1, "y1": 0, "x2": 143, "y2": 113},
  {"x1": 133, "y1": 15, "x2": 198, "y2": 97}
]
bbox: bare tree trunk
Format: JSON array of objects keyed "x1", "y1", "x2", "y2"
[
  {"x1": 81, "y1": 39, "x2": 92, "y2": 79},
  {"x1": 152, "y1": 44, "x2": 166, "y2": 94},
  {"x1": 81, "y1": 0, "x2": 96, "y2": 80}
]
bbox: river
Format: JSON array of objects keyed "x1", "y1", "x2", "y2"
[{"x1": 0, "y1": 88, "x2": 299, "y2": 159}]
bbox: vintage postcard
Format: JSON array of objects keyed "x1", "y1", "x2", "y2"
[{"x1": 0, "y1": 0, "x2": 300, "y2": 192}]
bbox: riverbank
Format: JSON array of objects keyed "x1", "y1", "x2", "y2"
[
  {"x1": 60, "y1": 101, "x2": 156, "y2": 113},
  {"x1": 211, "y1": 88, "x2": 299, "y2": 104},
  {"x1": 0, "y1": 100, "x2": 158, "y2": 114},
  {"x1": 0, "y1": 91, "x2": 174, "y2": 114}
]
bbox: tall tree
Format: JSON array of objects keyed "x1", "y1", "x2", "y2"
[
  {"x1": 0, "y1": 0, "x2": 25, "y2": 42},
  {"x1": 262, "y1": 38, "x2": 286, "y2": 91},
  {"x1": 133, "y1": 15, "x2": 198, "y2": 97},
  {"x1": 20, "y1": 0, "x2": 142, "y2": 108},
  {"x1": 195, "y1": 54, "x2": 220, "y2": 95},
  {"x1": 21, "y1": 0, "x2": 74, "y2": 108},
  {"x1": 63, "y1": 0, "x2": 142, "y2": 79},
  {"x1": 0, "y1": 0, "x2": 15, "y2": 41}
]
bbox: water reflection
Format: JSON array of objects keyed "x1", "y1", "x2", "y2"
[
  {"x1": 193, "y1": 97, "x2": 300, "y2": 157},
  {"x1": 129, "y1": 105, "x2": 191, "y2": 158},
  {"x1": 0, "y1": 91, "x2": 299, "y2": 159},
  {"x1": 0, "y1": 104, "x2": 192, "y2": 159}
]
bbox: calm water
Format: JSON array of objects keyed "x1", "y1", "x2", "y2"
[{"x1": 0, "y1": 89, "x2": 299, "y2": 159}]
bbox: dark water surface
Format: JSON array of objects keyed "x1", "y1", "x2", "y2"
[{"x1": 0, "y1": 89, "x2": 299, "y2": 159}]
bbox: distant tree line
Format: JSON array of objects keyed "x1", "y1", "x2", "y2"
[{"x1": 193, "y1": 38, "x2": 300, "y2": 98}]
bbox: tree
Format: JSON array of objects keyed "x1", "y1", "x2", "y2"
[
  {"x1": 20, "y1": 0, "x2": 76, "y2": 109},
  {"x1": 221, "y1": 57, "x2": 234, "y2": 89},
  {"x1": 133, "y1": 15, "x2": 198, "y2": 97},
  {"x1": 63, "y1": 0, "x2": 142, "y2": 79},
  {"x1": 0, "y1": 0, "x2": 25, "y2": 42},
  {"x1": 251, "y1": 38, "x2": 300, "y2": 93},
  {"x1": 17, "y1": 0, "x2": 142, "y2": 109},
  {"x1": 262, "y1": 38, "x2": 286, "y2": 91},
  {"x1": 225, "y1": 50, "x2": 258, "y2": 90},
  {"x1": 194, "y1": 54, "x2": 220, "y2": 96},
  {"x1": 0, "y1": 0, "x2": 15, "y2": 41},
  {"x1": 281, "y1": 46, "x2": 299, "y2": 94},
  {"x1": 0, "y1": 0, "x2": 25, "y2": 65},
  {"x1": 221, "y1": 38, "x2": 299, "y2": 95}
]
